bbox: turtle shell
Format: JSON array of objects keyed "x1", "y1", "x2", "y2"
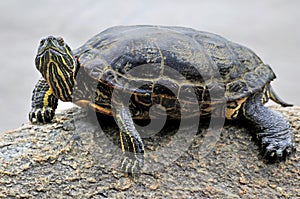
[{"x1": 74, "y1": 25, "x2": 275, "y2": 117}]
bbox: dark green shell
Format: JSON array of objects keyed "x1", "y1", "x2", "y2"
[{"x1": 74, "y1": 25, "x2": 275, "y2": 108}]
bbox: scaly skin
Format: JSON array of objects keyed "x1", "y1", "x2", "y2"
[
  {"x1": 242, "y1": 92, "x2": 296, "y2": 161},
  {"x1": 29, "y1": 78, "x2": 58, "y2": 123},
  {"x1": 29, "y1": 27, "x2": 297, "y2": 176},
  {"x1": 30, "y1": 36, "x2": 144, "y2": 176},
  {"x1": 115, "y1": 107, "x2": 144, "y2": 175}
]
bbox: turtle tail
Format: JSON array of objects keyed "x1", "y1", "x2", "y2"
[{"x1": 268, "y1": 86, "x2": 293, "y2": 107}]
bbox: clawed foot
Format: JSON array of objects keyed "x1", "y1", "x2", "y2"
[
  {"x1": 258, "y1": 129, "x2": 296, "y2": 162},
  {"x1": 29, "y1": 107, "x2": 55, "y2": 123},
  {"x1": 120, "y1": 154, "x2": 144, "y2": 177}
]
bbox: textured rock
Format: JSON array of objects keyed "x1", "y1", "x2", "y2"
[{"x1": 0, "y1": 106, "x2": 299, "y2": 198}]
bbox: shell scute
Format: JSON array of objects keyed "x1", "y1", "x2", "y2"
[{"x1": 75, "y1": 25, "x2": 275, "y2": 104}]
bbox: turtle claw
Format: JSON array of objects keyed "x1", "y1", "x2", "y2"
[
  {"x1": 259, "y1": 130, "x2": 296, "y2": 162},
  {"x1": 120, "y1": 154, "x2": 144, "y2": 177},
  {"x1": 29, "y1": 107, "x2": 55, "y2": 124},
  {"x1": 285, "y1": 146, "x2": 295, "y2": 156}
]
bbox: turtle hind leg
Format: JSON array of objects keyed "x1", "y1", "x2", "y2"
[
  {"x1": 115, "y1": 107, "x2": 144, "y2": 176},
  {"x1": 242, "y1": 92, "x2": 296, "y2": 162}
]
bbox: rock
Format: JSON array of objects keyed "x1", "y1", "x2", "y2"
[{"x1": 0, "y1": 106, "x2": 299, "y2": 198}]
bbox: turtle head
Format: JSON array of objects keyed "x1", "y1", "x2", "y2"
[{"x1": 35, "y1": 36, "x2": 76, "y2": 101}]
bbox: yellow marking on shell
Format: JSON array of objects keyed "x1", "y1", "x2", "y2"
[
  {"x1": 202, "y1": 105, "x2": 212, "y2": 114},
  {"x1": 75, "y1": 100, "x2": 112, "y2": 115},
  {"x1": 95, "y1": 89, "x2": 107, "y2": 100},
  {"x1": 225, "y1": 97, "x2": 247, "y2": 120},
  {"x1": 133, "y1": 92, "x2": 152, "y2": 107}
]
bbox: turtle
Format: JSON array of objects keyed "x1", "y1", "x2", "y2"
[{"x1": 29, "y1": 25, "x2": 296, "y2": 174}]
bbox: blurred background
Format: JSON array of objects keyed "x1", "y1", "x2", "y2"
[{"x1": 0, "y1": 0, "x2": 299, "y2": 132}]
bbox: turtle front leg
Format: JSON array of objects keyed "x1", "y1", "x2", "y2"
[
  {"x1": 114, "y1": 107, "x2": 144, "y2": 175},
  {"x1": 242, "y1": 92, "x2": 296, "y2": 161},
  {"x1": 29, "y1": 78, "x2": 58, "y2": 123}
]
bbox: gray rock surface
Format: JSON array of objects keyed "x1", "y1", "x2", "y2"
[{"x1": 0, "y1": 106, "x2": 299, "y2": 198}]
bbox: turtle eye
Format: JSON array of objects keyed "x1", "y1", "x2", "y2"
[
  {"x1": 40, "y1": 39, "x2": 45, "y2": 45},
  {"x1": 57, "y1": 37, "x2": 64, "y2": 46}
]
